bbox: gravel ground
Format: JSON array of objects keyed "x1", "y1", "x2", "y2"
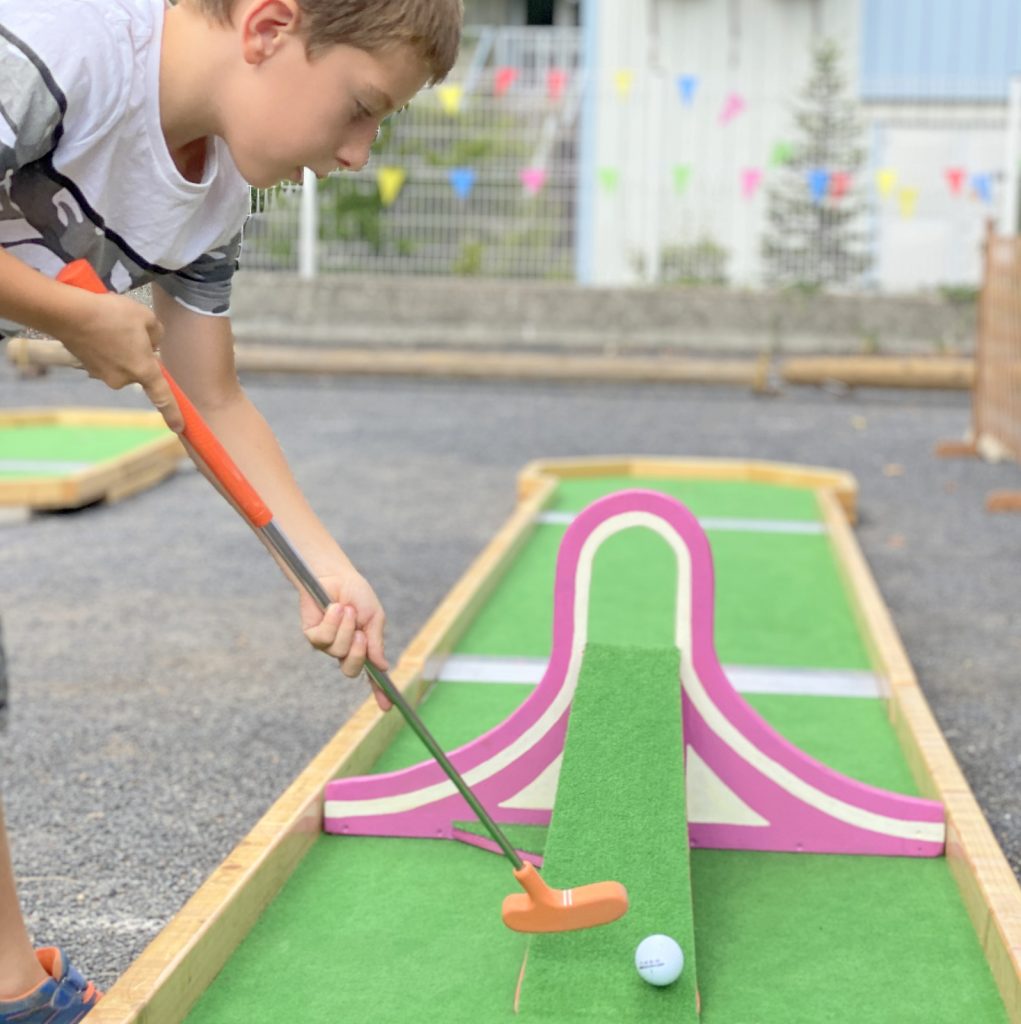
[{"x1": 0, "y1": 354, "x2": 1018, "y2": 991}]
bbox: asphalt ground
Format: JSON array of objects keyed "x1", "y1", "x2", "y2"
[{"x1": 0, "y1": 352, "x2": 1018, "y2": 991}]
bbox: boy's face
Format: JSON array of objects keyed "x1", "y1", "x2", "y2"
[{"x1": 226, "y1": 3, "x2": 431, "y2": 188}]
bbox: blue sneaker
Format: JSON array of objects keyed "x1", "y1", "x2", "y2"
[{"x1": 0, "y1": 948, "x2": 102, "y2": 1023}]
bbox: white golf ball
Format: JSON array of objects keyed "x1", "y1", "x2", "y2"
[{"x1": 635, "y1": 934, "x2": 684, "y2": 987}]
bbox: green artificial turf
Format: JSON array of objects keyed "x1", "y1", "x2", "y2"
[
  {"x1": 517, "y1": 644, "x2": 699, "y2": 1022},
  {"x1": 691, "y1": 850, "x2": 1007, "y2": 1024},
  {"x1": 0, "y1": 423, "x2": 166, "y2": 477},
  {"x1": 454, "y1": 522, "x2": 870, "y2": 670}
]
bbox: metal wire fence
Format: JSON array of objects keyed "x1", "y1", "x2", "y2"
[{"x1": 243, "y1": 26, "x2": 583, "y2": 279}]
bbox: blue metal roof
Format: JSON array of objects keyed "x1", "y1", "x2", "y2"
[{"x1": 861, "y1": 0, "x2": 1021, "y2": 100}]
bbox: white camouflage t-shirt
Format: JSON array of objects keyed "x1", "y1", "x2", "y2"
[{"x1": 0, "y1": 0, "x2": 250, "y2": 333}]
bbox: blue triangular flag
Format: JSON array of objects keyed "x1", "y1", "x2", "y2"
[
  {"x1": 676, "y1": 74, "x2": 699, "y2": 106},
  {"x1": 449, "y1": 167, "x2": 477, "y2": 200},
  {"x1": 808, "y1": 167, "x2": 830, "y2": 203},
  {"x1": 971, "y1": 172, "x2": 992, "y2": 203}
]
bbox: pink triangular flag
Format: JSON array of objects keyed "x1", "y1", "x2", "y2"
[
  {"x1": 547, "y1": 68, "x2": 568, "y2": 102},
  {"x1": 719, "y1": 92, "x2": 746, "y2": 124},
  {"x1": 519, "y1": 167, "x2": 547, "y2": 196},
  {"x1": 945, "y1": 167, "x2": 966, "y2": 195},
  {"x1": 494, "y1": 66, "x2": 518, "y2": 98},
  {"x1": 740, "y1": 167, "x2": 763, "y2": 199}
]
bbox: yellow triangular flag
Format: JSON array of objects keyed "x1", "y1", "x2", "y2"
[
  {"x1": 377, "y1": 166, "x2": 406, "y2": 207},
  {"x1": 898, "y1": 186, "x2": 919, "y2": 219},
  {"x1": 876, "y1": 168, "x2": 898, "y2": 197},
  {"x1": 613, "y1": 69, "x2": 634, "y2": 100},
  {"x1": 437, "y1": 84, "x2": 464, "y2": 116}
]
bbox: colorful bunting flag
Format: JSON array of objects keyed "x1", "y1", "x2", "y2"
[
  {"x1": 830, "y1": 171, "x2": 851, "y2": 199},
  {"x1": 547, "y1": 68, "x2": 568, "y2": 102},
  {"x1": 876, "y1": 168, "x2": 898, "y2": 197},
  {"x1": 676, "y1": 74, "x2": 699, "y2": 106},
  {"x1": 377, "y1": 166, "x2": 406, "y2": 207},
  {"x1": 770, "y1": 141, "x2": 794, "y2": 166},
  {"x1": 944, "y1": 167, "x2": 966, "y2": 195},
  {"x1": 437, "y1": 84, "x2": 463, "y2": 116},
  {"x1": 719, "y1": 92, "x2": 745, "y2": 124},
  {"x1": 673, "y1": 164, "x2": 692, "y2": 194},
  {"x1": 741, "y1": 167, "x2": 763, "y2": 199},
  {"x1": 807, "y1": 168, "x2": 830, "y2": 203},
  {"x1": 520, "y1": 167, "x2": 547, "y2": 196},
  {"x1": 494, "y1": 67, "x2": 518, "y2": 98},
  {"x1": 613, "y1": 69, "x2": 634, "y2": 100},
  {"x1": 898, "y1": 186, "x2": 918, "y2": 218},
  {"x1": 971, "y1": 172, "x2": 992, "y2": 203},
  {"x1": 449, "y1": 167, "x2": 476, "y2": 200},
  {"x1": 598, "y1": 167, "x2": 620, "y2": 192}
]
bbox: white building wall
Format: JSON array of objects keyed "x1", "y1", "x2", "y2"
[{"x1": 589, "y1": 0, "x2": 859, "y2": 287}]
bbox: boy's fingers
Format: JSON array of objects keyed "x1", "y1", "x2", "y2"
[
  {"x1": 339, "y1": 628, "x2": 367, "y2": 678},
  {"x1": 140, "y1": 363, "x2": 184, "y2": 434},
  {"x1": 303, "y1": 603, "x2": 346, "y2": 649},
  {"x1": 365, "y1": 615, "x2": 388, "y2": 672}
]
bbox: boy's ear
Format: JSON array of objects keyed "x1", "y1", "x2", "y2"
[{"x1": 239, "y1": 0, "x2": 302, "y2": 64}]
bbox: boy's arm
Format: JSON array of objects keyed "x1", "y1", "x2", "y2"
[
  {"x1": 152, "y1": 284, "x2": 389, "y2": 686},
  {"x1": 0, "y1": 250, "x2": 181, "y2": 429}
]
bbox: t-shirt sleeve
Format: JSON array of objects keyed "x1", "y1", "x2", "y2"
[
  {"x1": 158, "y1": 224, "x2": 245, "y2": 317},
  {"x1": 0, "y1": 10, "x2": 128, "y2": 176}
]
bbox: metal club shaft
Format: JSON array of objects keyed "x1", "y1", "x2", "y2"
[{"x1": 258, "y1": 519, "x2": 525, "y2": 870}]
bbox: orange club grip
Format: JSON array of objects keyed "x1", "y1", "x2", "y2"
[{"x1": 56, "y1": 259, "x2": 273, "y2": 529}]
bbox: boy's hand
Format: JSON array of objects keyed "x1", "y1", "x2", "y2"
[
  {"x1": 55, "y1": 290, "x2": 184, "y2": 433},
  {"x1": 299, "y1": 566, "x2": 391, "y2": 710}
]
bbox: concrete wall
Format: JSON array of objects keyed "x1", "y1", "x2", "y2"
[{"x1": 229, "y1": 272, "x2": 975, "y2": 356}]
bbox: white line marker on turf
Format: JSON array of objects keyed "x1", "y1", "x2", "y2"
[
  {"x1": 433, "y1": 654, "x2": 882, "y2": 698},
  {"x1": 536, "y1": 511, "x2": 825, "y2": 534}
]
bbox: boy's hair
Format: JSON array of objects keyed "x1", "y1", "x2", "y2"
[{"x1": 196, "y1": 0, "x2": 463, "y2": 83}]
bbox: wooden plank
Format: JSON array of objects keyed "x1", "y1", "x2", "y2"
[
  {"x1": 987, "y1": 491, "x2": 1021, "y2": 513},
  {"x1": 782, "y1": 356, "x2": 974, "y2": 390},
  {"x1": 6, "y1": 335, "x2": 763, "y2": 386}
]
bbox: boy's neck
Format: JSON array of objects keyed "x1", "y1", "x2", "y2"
[{"x1": 160, "y1": 1, "x2": 224, "y2": 181}]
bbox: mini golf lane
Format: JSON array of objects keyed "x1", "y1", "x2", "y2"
[{"x1": 184, "y1": 478, "x2": 1008, "y2": 1024}]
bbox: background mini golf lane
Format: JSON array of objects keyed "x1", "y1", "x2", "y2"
[
  {"x1": 0, "y1": 423, "x2": 167, "y2": 477},
  {"x1": 182, "y1": 480, "x2": 1007, "y2": 1022}
]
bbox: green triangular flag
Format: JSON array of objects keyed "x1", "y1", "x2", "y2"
[
  {"x1": 673, "y1": 164, "x2": 692, "y2": 193},
  {"x1": 598, "y1": 167, "x2": 620, "y2": 192}
]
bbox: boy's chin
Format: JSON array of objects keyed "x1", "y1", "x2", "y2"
[{"x1": 243, "y1": 167, "x2": 301, "y2": 189}]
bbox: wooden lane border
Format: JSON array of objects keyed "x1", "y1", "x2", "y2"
[
  {"x1": 819, "y1": 488, "x2": 1021, "y2": 1022},
  {"x1": 8, "y1": 335, "x2": 976, "y2": 392},
  {"x1": 88, "y1": 458, "x2": 1019, "y2": 1024},
  {"x1": 0, "y1": 408, "x2": 185, "y2": 511}
]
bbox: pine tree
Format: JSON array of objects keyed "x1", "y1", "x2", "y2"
[{"x1": 761, "y1": 39, "x2": 872, "y2": 289}]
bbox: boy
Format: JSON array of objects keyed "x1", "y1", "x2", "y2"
[{"x1": 0, "y1": 0, "x2": 462, "y2": 1019}]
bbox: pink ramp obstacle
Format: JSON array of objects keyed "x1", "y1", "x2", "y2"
[{"x1": 323, "y1": 490, "x2": 945, "y2": 859}]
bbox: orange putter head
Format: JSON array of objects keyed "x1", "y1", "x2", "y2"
[{"x1": 502, "y1": 862, "x2": 629, "y2": 933}]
